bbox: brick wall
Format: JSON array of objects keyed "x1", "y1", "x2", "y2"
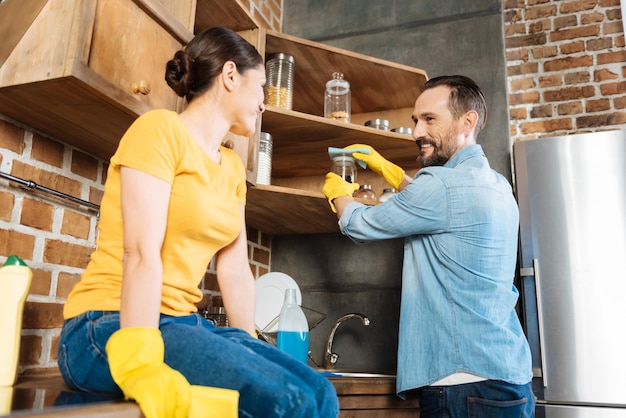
[
  {"x1": 504, "y1": 0, "x2": 626, "y2": 141},
  {"x1": 0, "y1": 0, "x2": 279, "y2": 377}
]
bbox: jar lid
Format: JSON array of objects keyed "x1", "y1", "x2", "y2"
[
  {"x1": 391, "y1": 127, "x2": 413, "y2": 135},
  {"x1": 361, "y1": 184, "x2": 373, "y2": 190},
  {"x1": 266, "y1": 53, "x2": 295, "y2": 64},
  {"x1": 332, "y1": 155, "x2": 356, "y2": 163},
  {"x1": 260, "y1": 132, "x2": 273, "y2": 142},
  {"x1": 364, "y1": 119, "x2": 390, "y2": 129}
]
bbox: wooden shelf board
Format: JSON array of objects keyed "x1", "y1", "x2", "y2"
[
  {"x1": 264, "y1": 31, "x2": 428, "y2": 116},
  {"x1": 261, "y1": 107, "x2": 421, "y2": 178},
  {"x1": 194, "y1": 0, "x2": 259, "y2": 33}
]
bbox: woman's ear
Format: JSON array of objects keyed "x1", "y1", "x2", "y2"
[{"x1": 221, "y1": 61, "x2": 238, "y2": 92}]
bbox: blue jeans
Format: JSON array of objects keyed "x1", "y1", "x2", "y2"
[
  {"x1": 418, "y1": 380, "x2": 536, "y2": 418},
  {"x1": 57, "y1": 311, "x2": 339, "y2": 418}
]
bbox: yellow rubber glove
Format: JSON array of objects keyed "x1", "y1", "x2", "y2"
[
  {"x1": 322, "y1": 172, "x2": 359, "y2": 213},
  {"x1": 106, "y1": 327, "x2": 191, "y2": 418},
  {"x1": 345, "y1": 144, "x2": 405, "y2": 189},
  {"x1": 188, "y1": 385, "x2": 239, "y2": 418}
]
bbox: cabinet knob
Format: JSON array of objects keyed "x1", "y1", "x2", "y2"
[{"x1": 131, "y1": 80, "x2": 151, "y2": 95}]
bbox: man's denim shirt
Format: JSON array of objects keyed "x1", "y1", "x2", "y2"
[{"x1": 338, "y1": 144, "x2": 533, "y2": 396}]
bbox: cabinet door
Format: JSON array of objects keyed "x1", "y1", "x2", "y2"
[{"x1": 0, "y1": 0, "x2": 194, "y2": 160}]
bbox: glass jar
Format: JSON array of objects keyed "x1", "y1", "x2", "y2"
[
  {"x1": 379, "y1": 188, "x2": 398, "y2": 202},
  {"x1": 354, "y1": 184, "x2": 377, "y2": 201},
  {"x1": 331, "y1": 155, "x2": 357, "y2": 183},
  {"x1": 256, "y1": 132, "x2": 273, "y2": 185},
  {"x1": 265, "y1": 53, "x2": 295, "y2": 110},
  {"x1": 324, "y1": 72, "x2": 350, "y2": 122}
]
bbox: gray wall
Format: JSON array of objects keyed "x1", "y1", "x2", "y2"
[{"x1": 283, "y1": 0, "x2": 511, "y2": 180}]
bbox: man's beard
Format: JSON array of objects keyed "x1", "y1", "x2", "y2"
[{"x1": 417, "y1": 127, "x2": 459, "y2": 167}]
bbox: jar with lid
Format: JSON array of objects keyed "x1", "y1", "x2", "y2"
[
  {"x1": 256, "y1": 132, "x2": 273, "y2": 185},
  {"x1": 379, "y1": 188, "x2": 398, "y2": 202},
  {"x1": 354, "y1": 184, "x2": 377, "y2": 201},
  {"x1": 265, "y1": 53, "x2": 295, "y2": 110},
  {"x1": 331, "y1": 155, "x2": 357, "y2": 183},
  {"x1": 324, "y1": 72, "x2": 351, "y2": 122}
]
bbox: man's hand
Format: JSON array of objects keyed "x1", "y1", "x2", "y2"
[
  {"x1": 345, "y1": 144, "x2": 405, "y2": 189},
  {"x1": 322, "y1": 172, "x2": 359, "y2": 213}
]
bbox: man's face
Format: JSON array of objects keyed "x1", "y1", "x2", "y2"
[{"x1": 411, "y1": 85, "x2": 465, "y2": 167}]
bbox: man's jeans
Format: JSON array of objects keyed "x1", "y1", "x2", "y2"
[
  {"x1": 419, "y1": 379, "x2": 536, "y2": 418},
  {"x1": 58, "y1": 310, "x2": 338, "y2": 418}
]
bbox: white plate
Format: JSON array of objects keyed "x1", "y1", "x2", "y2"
[{"x1": 255, "y1": 272, "x2": 301, "y2": 333}]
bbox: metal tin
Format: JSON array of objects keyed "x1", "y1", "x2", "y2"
[
  {"x1": 364, "y1": 119, "x2": 390, "y2": 131},
  {"x1": 391, "y1": 127, "x2": 413, "y2": 135}
]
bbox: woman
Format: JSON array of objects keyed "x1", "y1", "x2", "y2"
[{"x1": 58, "y1": 27, "x2": 338, "y2": 418}]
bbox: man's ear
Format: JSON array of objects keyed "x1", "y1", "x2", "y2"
[
  {"x1": 462, "y1": 110, "x2": 479, "y2": 135},
  {"x1": 221, "y1": 61, "x2": 238, "y2": 92}
]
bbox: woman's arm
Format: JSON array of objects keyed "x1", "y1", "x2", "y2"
[
  {"x1": 215, "y1": 205, "x2": 256, "y2": 335},
  {"x1": 119, "y1": 166, "x2": 172, "y2": 329}
]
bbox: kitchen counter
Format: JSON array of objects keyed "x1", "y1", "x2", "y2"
[{"x1": 3, "y1": 374, "x2": 419, "y2": 417}]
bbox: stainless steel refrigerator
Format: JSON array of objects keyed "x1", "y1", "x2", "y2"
[{"x1": 513, "y1": 130, "x2": 626, "y2": 417}]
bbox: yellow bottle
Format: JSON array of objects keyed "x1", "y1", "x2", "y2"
[{"x1": 0, "y1": 255, "x2": 33, "y2": 386}]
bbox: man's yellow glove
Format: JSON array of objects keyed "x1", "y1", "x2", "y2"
[
  {"x1": 322, "y1": 172, "x2": 359, "y2": 213},
  {"x1": 345, "y1": 144, "x2": 405, "y2": 189},
  {"x1": 106, "y1": 327, "x2": 191, "y2": 418}
]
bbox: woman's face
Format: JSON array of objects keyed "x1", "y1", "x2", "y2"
[{"x1": 230, "y1": 64, "x2": 266, "y2": 137}]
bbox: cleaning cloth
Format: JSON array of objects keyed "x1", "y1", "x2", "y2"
[{"x1": 327, "y1": 147, "x2": 370, "y2": 169}]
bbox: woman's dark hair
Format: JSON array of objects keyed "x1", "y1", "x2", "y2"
[
  {"x1": 423, "y1": 75, "x2": 488, "y2": 136},
  {"x1": 165, "y1": 27, "x2": 263, "y2": 102}
]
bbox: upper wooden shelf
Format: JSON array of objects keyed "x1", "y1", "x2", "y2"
[
  {"x1": 194, "y1": 0, "x2": 259, "y2": 33},
  {"x1": 264, "y1": 31, "x2": 428, "y2": 116}
]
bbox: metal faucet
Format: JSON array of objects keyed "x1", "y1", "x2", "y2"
[{"x1": 324, "y1": 313, "x2": 370, "y2": 369}]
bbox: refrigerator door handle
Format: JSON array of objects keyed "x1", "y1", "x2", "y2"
[{"x1": 531, "y1": 258, "x2": 548, "y2": 388}]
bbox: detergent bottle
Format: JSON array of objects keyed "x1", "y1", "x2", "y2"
[
  {"x1": 0, "y1": 255, "x2": 33, "y2": 386},
  {"x1": 276, "y1": 288, "x2": 309, "y2": 363}
]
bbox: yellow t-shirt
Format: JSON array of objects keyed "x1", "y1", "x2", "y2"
[{"x1": 64, "y1": 109, "x2": 247, "y2": 318}]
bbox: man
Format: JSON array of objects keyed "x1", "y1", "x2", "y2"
[{"x1": 322, "y1": 75, "x2": 535, "y2": 417}]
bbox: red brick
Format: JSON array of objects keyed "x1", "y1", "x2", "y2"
[
  {"x1": 521, "y1": 118, "x2": 573, "y2": 134},
  {"x1": 529, "y1": 19, "x2": 551, "y2": 33},
  {"x1": 531, "y1": 45, "x2": 558, "y2": 58},
  {"x1": 505, "y1": 22, "x2": 527, "y2": 36},
  {"x1": 0, "y1": 190, "x2": 14, "y2": 220},
  {"x1": 29, "y1": 268, "x2": 53, "y2": 297},
  {"x1": 577, "y1": 111, "x2": 626, "y2": 128},
  {"x1": 557, "y1": 101, "x2": 584, "y2": 115},
  {"x1": 587, "y1": 37, "x2": 613, "y2": 51},
  {"x1": 559, "y1": 41, "x2": 585, "y2": 54},
  {"x1": 549, "y1": 25, "x2": 600, "y2": 42},
  {"x1": 0, "y1": 119, "x2": 26, "y2": 154},
  {"x1": 543, "y1": 85, "x2": 596, "y2": 101},
  {"x1": 70, "y1": 150, "x2": 98, "y2": 182},
  {"x1": 603, "y1": 20, "x2": 623, "y2": 34},
  {"x1": 597, "y1": 50, "x2": 626, "y2": 64},
  {"x1": 554, "y1": 15, "x2": 578, "y2": 30},
  {"x1": 60, "y1": 209, "x2": 91, "y2": 240},
  {"x1": 507, "y1": 62, "x2": 540, "y2": 76},
  {"x1": 508, "y1": 91, "x2": 541, "y2": 105},
  {"x1": 530, "y1": 104, "x2": 553, "y2": 118},
  {"x1": 22, "y1": 301, "x2": 65, "y2": 330},
  {"x1": 586, "y1": 98, "x2": 611, "y2": 112},
  {"x1": 506, "y1": 48, "x2": 529, "y2": 61},
  {"x1": 600, "y1": 80, "x2": 626, "y2": 95},
  {"x1": 504, "y1": 9, "x2": 523, "y2": 24},
  {"x1": 614, "y1": 96, "x2": 626, "y2": 108},
  {"x1": 19, "y1": 335, "x2": 42, "y2": 366},
  {"x1": 0, "y1": 229, "x2": 35, "y2": 260},
  {"x1": 564, "y1": 71, "x2": 591, "y2": 84},
  {"x1": 31, "y1": 134, "x2": 64, "y2": 168},
  {"x1": 43, "y1": 239, "x2": 92, "y2": 269},
  {"x1": 57, "y1": 271, "x2": 81, "y2": 299},
  {"x1": 544, "y1": 55, "x2": 594, "y2": 72},
  {"x1": 581, "y1": 11, "x2": 606, "y2": 24},
  {"x1": 509, "y1": 107, "x2": 529, "y2": 120},
  {"x1": 20, "y1": 198, "x2": 54, "y2": 232},
  {"x1": 539, "y1": 74, "x2": 563, "y2": 87},
  {"x1": 510, "y1": 77, "x2": 537, "y2": 91},
  {"x1": 594, "y1": 68, "x2": 620, "y2": 81},
  {"x1": 559, "y1": 0, "x2": 599, "y2": 13},
  {"x1": 506, "y1": 32, "x2": 548, "y2": 48},
  {"x1": 525, "y1": 4, "x2": 557, "y2": 19}
]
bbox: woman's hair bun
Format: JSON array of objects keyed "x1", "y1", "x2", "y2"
[{"x1": 165, "y1": 50, "x2": 194, "y2": 97}]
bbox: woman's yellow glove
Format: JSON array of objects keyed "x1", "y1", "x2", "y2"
[
  {"x1": 345, "y1": 144, "x2": 405, "y2": 189},
  {"x1": 322, "y1": 172, "x2": 359, "y2": 213},
  {"x1": 106, "y1": 327, "x2": 191, "y2": 418}
]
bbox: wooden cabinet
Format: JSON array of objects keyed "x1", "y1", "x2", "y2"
[{"x1": 0, "y1": 0, "x2": 195, "y2": 160}]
